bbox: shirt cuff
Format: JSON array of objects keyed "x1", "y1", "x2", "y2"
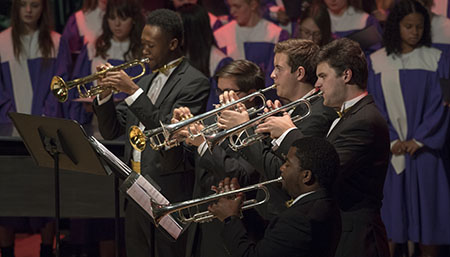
[
  {"x1": 125, "y1": 88, "x2": 144, "y2": 106},
  {"x1": 97, "y1": 93, "x2": 113, "y2": 105},
  {"x1": 413, "y1": 139, "x2": 424, "y2": 148},
  {"x1": 272, "y1": 127, "x2": 298, "y2": 148}
]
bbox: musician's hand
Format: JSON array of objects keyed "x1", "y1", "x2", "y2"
[
  {"x1": 403, "y1": 140, "x2": 422, "y2": 156},
  {"x1": 219, "y1": 90, "x2": 240, "y2": 106},
  {"x1": 101, "y1": 69, "x2": 139, "y2": 95},
  {"x1": 255, "y1": 112, "x2": 295, "y2": 139},
  {"x1": 264, "y1": 100, "x2": 282, "y2": 113},
  {"x1": 185, "y1": 122, "x2": 205, "y2": 147},
  {"x1": 218, "y1": 109, "x2": 249, "y2": 129},
  {"x1": 391, "y1": 140, "x2": 405, "y2": 156},
  {"x1": 208, "y1": 177, "x2": 243, "y2": 222},
  {"x1": 96, "y1": 63, "x2": 113, "y2": 100},
  {"x1": 171, "y1": 107, "x2": 193, "y2": 141}
]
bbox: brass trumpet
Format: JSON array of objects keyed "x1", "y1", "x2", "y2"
[
  {"x1": 50, "y1": 58, "x2": 149, "y2": 102},
  {"x1": 128, "y1": 84, "x2": 277, "y2": 151},
  {"x1": 152, "y1": 176, "x2": 283, "y2": 225},
  {"x1": 206, "y1": 89, "x2": 323, "y2": 151}
]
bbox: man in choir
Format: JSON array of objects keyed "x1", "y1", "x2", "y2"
[
  {"x1": 92, "y1": 8, "x2": 210, "y2": 257},
  {"x1": 208, "y1": 137, "x2": 342, "y2": 257}
]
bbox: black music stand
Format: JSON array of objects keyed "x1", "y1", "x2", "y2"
[{"x1": 8, "y1": 113, "x2": 120, "y2": 257}]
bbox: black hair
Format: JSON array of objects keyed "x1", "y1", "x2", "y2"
[
  {"x1": 383, "y1": 0, "x2": 431, "y2": 56},
  {"x1": 146, "y1": 9, "x2": 184, "y2": 47},
  {"x1": 177, "y1": 3, "x2": 214, "y2": 77},
  {"x1": 292, "y1": 137, "x2": 339, "y2": 190}
]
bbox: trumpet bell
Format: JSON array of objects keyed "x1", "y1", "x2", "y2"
[
  {"x1": 129, "y1": 125, "x2": 147, "y2": 151},
  {"x1": 51, "y1": 76, "x2": 69, "y2": 103}
]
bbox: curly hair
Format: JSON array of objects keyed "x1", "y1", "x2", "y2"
[
  {"x1": 274, "y1": 39, "x2": 320, "y2": 85},
  {"x1": 383, "y1": 0, "x2": 431, "y2": 56},
  {"x1": 215, "y1": 60, "x2": 265, "y2": 93},
  {"x1": 292, "y1": 137, "x2": 339, "y2": 190},
  {"x1": 95, "y1": 0, "x2": 145, "y2": 61},
  {"x1": 146, "y1": 9, "x2": 184, "y2": 48}
]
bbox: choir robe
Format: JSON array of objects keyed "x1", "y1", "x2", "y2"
[
  {"x1": 432, "y1": 0, "x2": 450, "y2": 19},
  {"x1": 214, "y1": 19, "x2": 289, "y2": 94},
  {"x1": 68, "y1": 39, "x2": 148, "y2": 124},
  {"x1": 61, "y1": 8, "x2": 104, "y2": 54},
  {"x1": 367, "y1": 46, "x2": 450, "y2": 244},
  {"x1": 0, "y1": 28, "x2": 71, "y2": 123},
  {"x1": 431, "y1": 14, "x2": 450, "y2": 57},
  {"x1": 328, "y1": 6, "x2": 382, "y2": 54}
]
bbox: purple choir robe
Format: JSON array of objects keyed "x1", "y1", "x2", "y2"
[
  {"x1": 329, "y1": 6, "x2": 382, "y2": 54},
  {"x1": 368, "y1": 46, "x2": 450, "y2": 244},
  {"x1": 214, "y1": 19, "x2": 289, "y2": 95},
  {"x1": 0, "y1": 28, "x2": 71, "y2": 124},
  {"x1": 431, "y1": 14, "x2": 450, "y2": 57},
  {"x1": 61, "y1": 8, "x2": 104, "y2": 54}
]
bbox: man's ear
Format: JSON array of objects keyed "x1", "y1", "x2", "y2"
[
  {"x1": 297, "y1": 66, "x2": 306, "y2": 82},
  {"x1": 169, "y1": 38, "x2": 179, "y2": 51},
  {"x1": 343, "y1": 69, "x2": 352, "y2": 83},
  {"x1": 302, "y1": 170, "x2": 314, "y2": 185}
]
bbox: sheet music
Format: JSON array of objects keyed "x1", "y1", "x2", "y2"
[{"x1": 88, "y1": 136, "x2": 183, "y2": 239}]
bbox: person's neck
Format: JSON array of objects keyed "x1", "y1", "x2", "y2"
[
  {"x1": 288, "y1": 82, "x2": 314, "y2": 102},
  {"x1": 343, "y1": 85, "x2": 366, "y2": 103},
  {"x1": 243, "y1": 13, "x2": 261, "y2": 27},
  {"x1": 330, "y1": 6, "x2": 348, "y2": 16},
  {"x1": 23, "y1": 23, "x2": 38, "y2": 35}
]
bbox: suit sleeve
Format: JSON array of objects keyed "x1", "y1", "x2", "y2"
[{"x1": 221, "y1": 214, "x2": 311, "y2": 257}]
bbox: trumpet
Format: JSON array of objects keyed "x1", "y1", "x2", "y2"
[
  {"x1": 50, "y1": 58, "x2": 149, "y2": 102},
  {"x1": 151, "y1": 176, "x2": 283, "y2": 224},
  {"x1": 128, "y1": 84, "x2": 277, "y2": 151},
  {"x1": 206, "y1": 89, "x2": 322, "y2": 151}
]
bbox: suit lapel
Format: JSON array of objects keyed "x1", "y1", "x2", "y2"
[
  {"x1": 327, "y1": 95, "x2": 374, "y2": 141},
  {"x1": 154, "y1": 59, "x2": 188, "y2": 108}
]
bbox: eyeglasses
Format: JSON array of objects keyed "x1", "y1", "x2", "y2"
[
  {"x1": 298, "y1": 28, "x2": 322, "y2": 40},
  {"x1": 215, "y1": 88, "x2": 243, "y2": 96}
]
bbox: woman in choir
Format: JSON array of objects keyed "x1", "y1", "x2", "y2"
[
  {"x1": 0, "y1": 0, "x2": 71, "y2": 256},
  {"x1": 321, "y1": 0, "x2": 382, "y2": 53},
  {"x1": 177, "y1": 3, "x2": 233, "y2": 110},
  {"x1": 214, "y1": 0, "x2": 289, "y2": 89},
  {"x1": 61, "y1": 0, "x2": 107, "y2": 56},
  {"x1": 367, "y1": 1, "x2": 450, "y2": 256},
  {"x1": 68, "y1": 0, "x2": 145, "y2": 124},
  {"x1": 0, "y1": 0, "x2": 71, "y2": 123},
  {"x1": 296, "y1": 1, "x2": 333, "y2": 46}
]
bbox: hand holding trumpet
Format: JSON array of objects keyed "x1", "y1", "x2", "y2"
[
  {"x1": 217, "y1": 90, "x2": 250, "y2": 130},
  {"x1": 96, "y1": 62, "x2": 140, "y2": 98},
  {"x1": 208, "y1": 177, "x2": 244, "y2": 222}
]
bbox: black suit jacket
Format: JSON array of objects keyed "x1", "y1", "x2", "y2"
[
  {"x1": 93, "y1": 59, "x2": 210, "y2": 202},
  {"x1": 238, "y1": 97, "x2": 337, "y2": 218},
  {"x1": 278, "y1": 95, "x2": 390, "y2": 257},
  {"x1": 221, "y1": 189, "x2": 341, "y2": 257}
]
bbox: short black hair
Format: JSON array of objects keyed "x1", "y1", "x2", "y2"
[
  {"x1": 314, "y1": 38, "x2": 368, "y2": 89},
  {"x1": 215, "y1": 60, "x2": 265, "y2": 93},
  {"x1": 146, "y1": 9, "x2": 184, "y2": 46},
  {"x1": 383, "y1": 0, "x2": 431, "y2": 56},
  {"x1": 292, "y1": 137, "x2": 339, "y2": 190}
]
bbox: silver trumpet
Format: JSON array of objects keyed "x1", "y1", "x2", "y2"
[
  {"x1": 206, "y1": 88, "x2": 322, "y2": 151},
  {"x1": 128, "y1": 84, "x2": 277, "y2": 151},
  {"x1": 151, "y1": 176, "x2": 283, "y2": 225}
]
